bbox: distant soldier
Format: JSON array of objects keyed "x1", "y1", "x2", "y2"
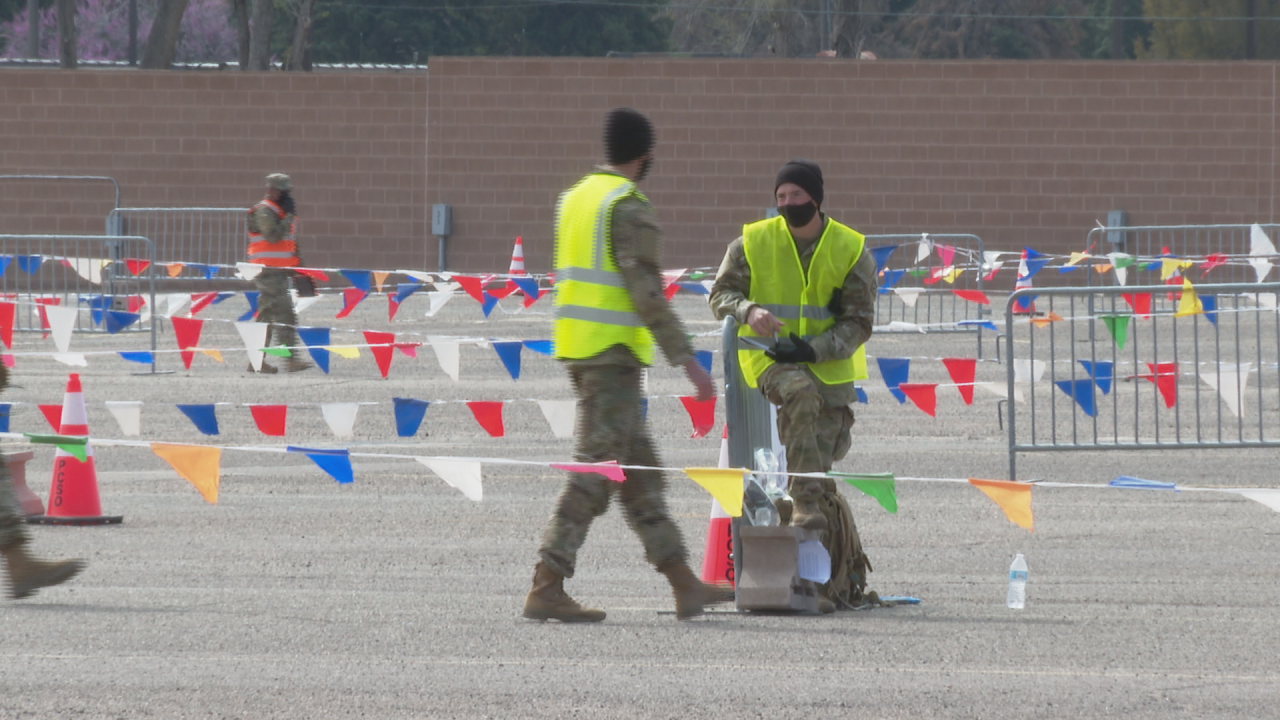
[
  {"x1": 246, "y1": 173, "x2": 312, "y2": 374},
  {"x1": 523, "y1": 108, "x2": 730, "y2": 622},
  {"x1": 0, "y1": 362, "x2": 85, "y2": 599}
]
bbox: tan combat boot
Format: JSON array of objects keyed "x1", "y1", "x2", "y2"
[
  {"x1": 284, "y1": 356, "x2": 313, "y2": 373},
  {"x1": 522, "y1": 562, "x2": 606, "y2": 623},
  {"x1": 2, "y1": 543, "x2": 85, "y2": 600},
  {"x1": 658, "y1": 560, "x2": 735, "y2": 620},
  {"x1": 788, "y1": 477, "x2": 828, "y2": 531}
]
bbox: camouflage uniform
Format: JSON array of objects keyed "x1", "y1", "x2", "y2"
[
  {"x1": 0, "y1": 362, "x2": 29, "y2": 549},
  {"x1": 709, "y1": 217, "x2": 879, "y2": 607},
  {"x1": 538, "y1": 167, "x2": 697, "y2": 579},
  {"x1": 247, "y1": 201, "x2": 302, "y2": 357}
]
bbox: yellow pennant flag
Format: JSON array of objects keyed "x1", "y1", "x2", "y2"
[
  {"x1": 325, "y1": 345, "x2": 361, "y2": 359},
  {"x1": 1029, "y1": 311, "x2": 1064, "y2": 328},
  {"x1": 941, "y1": 267, "x2": 964, "y2": 284},
  {"x1": 1161, "y1": 257, "x2": 1194, "y2": 280},
  {"x1": 373, "y1": 271, "x2": 392, "y2": 293},
  {"x1": 683, "y1": 467, "x2": 745, "y2": 517},
  {"x1": 166, "y1": 263, "x2": 185, "y2": 278},
  {"x1": 1064, "y1": 251, "x2": 1091, "y2": 267},
  {"x1": 200, "y1": 348, "x2": 224, "y2": 362},
  {"x1": 969, "y1": 478, "x2": 1033, "y2": 531},
  {"x1": 1173, "y1": 278, "x2": 1203, "y2": 318},
  {"x1": 151, "y1": 443, "x2": 222, "y2": 504}
]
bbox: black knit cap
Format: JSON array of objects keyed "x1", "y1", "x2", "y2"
[
  {"x1": 604, "y1": 107, "x2": 655, "y2": 165},
  {"x1": 775, "y1": 158, "x2": 824, "y2": 206}
]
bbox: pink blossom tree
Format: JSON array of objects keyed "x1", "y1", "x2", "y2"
[{"x1": 1, "y1": 0, "x2": 237, "y2": 62}]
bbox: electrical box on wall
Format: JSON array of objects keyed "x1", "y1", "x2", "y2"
[{"x1": 432, "y1": 204, "x2": 452, "y2": 236}]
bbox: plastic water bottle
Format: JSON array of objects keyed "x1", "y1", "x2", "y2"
[{"x1": 1006, "y1": 553, "x2": 1028, "y2": 609}]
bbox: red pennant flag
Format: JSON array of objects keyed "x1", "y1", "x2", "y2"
[
  {"x1": 487, "y1": 281, "x2": 517, "y2": 300},
  {"x1": 296, "y1": 267, "x2": 329, "y2": 282},
  {"x1": 364, "y1": 330, "x2": 396, "y2": 378},
  {"x1": 170, "y1": 316, "x2": 204, "y2": 369},
  {"x1": 394, "y1": 342, "x2": 419, "y2": 358},
  {"x1": 899, "y1": 383, "x2": 938, "y2": 417},
  {"x1": 249, "y1": 405, "x2": 287, "y2": 436},
  {"x1": 678, "y1": 396, "x2": 717, "y2": 438},
  {"x1": 664, "y1": 283, "x2": 681, "y2": 300},
  {"x1": 125, "y1": 258, "x2": 151, "y2": 276},
  {"x1": 38, "y1": 404, "x2": 63, "y2": 431},
  {"x1": 1199, "y1": 253, "x2": 1228, "y2": 278},
  {"x1": 388, "y1": 295, "x2": 401, "y2": 321},
  {"x1": 335, "y1": 287, "x2": 367, "y2": 319},
  {"x1": 523, "y1": 291, "x2": 542, "y2": 309},
  {"x1": 189, "y1": 291, "x2": 219, "y2": 316},
  {"x1": 1145, "y1": 362, "x2": 1179, "y2": 408},
  {"x1": 0, "y1": 301, "x2": 14, "y2": 349},
  {"x1": 942, "y1": 357, "x2": 977, "y2": 405},
  {"x1": 35, "y1": 297, "x2": 60, "y2": 338},
  {"x1": 126, "y1": 295, "x2": 146, "y2": 313},
  {"x1": 466, "y1": 401, "x2": 505, "y2": 437},
  {"x1": 1122, "y1": 293, "x2": 1152, "y2": 319},
  {"x1": 454, "y1": 276, "x2": 486, "y2": 304},
  {"x1": 951, "y1": 289, "x2": 989, "y2": 305}
]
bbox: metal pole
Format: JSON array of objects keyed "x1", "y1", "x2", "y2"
[
  {"x1": 128, "y1": 0, "x2": 138, "y2": 66},
  {"x1": 27, "y1": 0, "x2": 39, "y2": 58}
]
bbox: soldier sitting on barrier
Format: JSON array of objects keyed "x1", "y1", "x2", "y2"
[
  {"x1": 246, "y1": 173, "x2": 312, "y2": 374},
  {"x1": 709, "y1": 159, "x2": 878, "y2": 612}
]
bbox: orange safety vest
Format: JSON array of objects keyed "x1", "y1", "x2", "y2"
[{"x1": 246, "y1": 199, "x2": 300, "y2": 267}]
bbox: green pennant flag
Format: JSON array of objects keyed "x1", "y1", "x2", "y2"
[
  {"x1": 1100, "y1": 315, "x2": 1130, "y2": 349},
  {"x1": 24, "y1": 433, "x2": 89, "y2": 462},
  {"x1": 689, "y1": 271, "x2": 706, "y2": 280},
  {"x1": 907, "y1": 268, "x2": 928, "y2": 279},
  {"x1": 830, "y1": 472, "x2": 898, "y2": 514},
  {"x1": 1111, "y1": 254, "x2": 1135, "y2": 269},
  {"x1": 262, "y1": 347, "x2": 292, "y2": 357}
]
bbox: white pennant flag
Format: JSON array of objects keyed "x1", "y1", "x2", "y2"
[
  {"x1": 1199, "y1": 362, "x2": 1251, "y2": 417},
  {"x1": 1252, "y1": 292, "x2": 1277, "y2": 311},
  {"x1": 1013, "y1": 359, "x2": 1047, "y2": 384},
  {"x1": 537, "y1": 400, "x2": 577, "y2": 439},
  {"x1": 893, "y1": 287, "x2": 924, "y2": 308},
  {"x1": 428, "y1": 336, "x2": 460, "y2": 381},
  {"x1": 976, "y1": 381, "x2": 1025, "y2": 403},
  {"x1": 916, "y1": 234, "x2": 932, "y2": 263},
  {"x1": 320, "y1": 402, "x2": 360, "y2": 438},
  {"x1": 163, "y1": 293, "x2": 191, "y2": 318},
  {"x1": 44, "y1": 304, "x2": 78, "y2": 352},
  {"x1": 1230, "y1": 488, "x2": 1280, "y2": 512},
  {"x1": 402, "y1": 270, "x2": 435, "y2": 283},
  {"x1": 425, "y1": 290, "x2": 453, "y2": 317},
  {"x1": 1249, "y1": 224, "x2": 1275, "y2": 283},
  {"x1": 236, "y1": 262, "x2": 264, "y2": 281},
  {"x1": 294, "y1": 295, "x2": 322, "y2": 314},
  {"x1": 416, "y1": 457, "x2": 483, "y2": 502},
  {"x1": 136, "y1": 295, "x2": 152, "y2": 325},
  {"x1": 105, "y1": 400, "x2": 143, "y2": 436},
  {"x1": 69, "y1": 258, "x2": 108, "y2": 285},
  {"x1": 235, "y1": 321, "x2": 270, "y2": 372},
  {"x1": 1107, "y1": 252, "x2": 1129, "y2": 286},
  {"x1": 52, "y1": 352, "x2": 88, "y2": 367}
]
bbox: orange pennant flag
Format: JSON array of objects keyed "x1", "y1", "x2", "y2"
[
  {"x1": 373, "y1": 271, "x2": 391, "y2": 293},
  {"x1": 166, "y1": 263, "x2": 185, "y2": 278},
  {"x1": 1029, "y1": 311, "x2": 1064, "y2": 328},
  {"x1": 152, "y1": 443, "x2": 222, "y2": 504},
  {"x1": 968, "y1": 478, "x2": 1033, "y2": 531}
]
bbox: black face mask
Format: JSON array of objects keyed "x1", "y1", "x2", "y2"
[
  {"x1": 636, "y1": 156, "x2": 653, "y2": 182},
  {"x1": 778, "y1": 201, "x2": 817, "y2": 228}
]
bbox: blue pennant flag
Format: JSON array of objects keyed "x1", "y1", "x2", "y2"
[
  {"x1": 238, "y1": 291, "x2": 260, "y2": 322},
  {"x1": 1078, "y1": 360, "x2": 1113, "y2": 395},
  {"x1": 512, "y1": 277, "x2": 541, "y2": 300},
  {"x1": 339, "y1": 269, "x2": 372, "y2": 293},
  {"x1": 1019, "y1": 259, "x2": 1050, "y2": 281},
  {"x1": 676, "y1": 282, "x2": 709, "y2": 295},
  {"x1": 104, "y1": 310, "x2": 140, "y2": 334},
  {"x1": 695, "y1": 350, "x2": 713, "y2": 374},
  {"x1": 84, "y1": 295, "x2": 113, "y2": 326},
  {"x1": 878, "y1": 269, "x2": 906, "y2": 293},
  {"x1": 394, "y1": 282, "x2": 424, "y2": 304},
  {"x1": 855, "y1": 386, "x2": 868, "y2": 404},
  {"x1": 185, "y1": 263, "x2": 217, "y2": 280},
  {"x1": 870, "y1": 245, "x2": 898, "y2": 273},
  {"x1": 0, "y1": 256, "x2": 10, "y2": 277},
  {"x1": 492, "y1": 341, "x2": 522, "y2": 380},
  {"x1": 1201, "y1": 294, "x2": 1217, "y2": 326},
  {"x1": 177, "y1": 404, "x2": 220, "y2": 435},
  {"x1": 0, "y1": 403, "x2": 9, "y2": 433},
  {"x1": 876, "y1": 357, "x2": 910, "y2": 404},
  {"x1": 1110, "y1": 476, "x2": 1178, "y2": 491},
  {"x1": 523, "y1": 339, "x2": 553, "y2": 356},
  {"x1": 296, "y1": 326, "x2": 331, "y2": 374},
  {"x1": 17, "y1": 256, "x2": 42, "y2": 274},
  {"x1": 392, "y1": 397, "x2": 430, "y2": 437},
  {"x1": 640, "y1": 397, "x2": 648, "y2": 421},
  {"x1": 1012, "y1": 294, "x2": 1038, "y2": 312},
  {"x1": 118, "y1": 351, "x2": 154, "y2": 364},
  {"x1": 481, "y1": 292, "x2": 499, "y2": 318},
  {"x1": 958, "y1": 320, "x2": 999, "y2": 332},
  {"x1": 1055, "y1": 378, "x2": 1097, "y2": 417},
  {"x1": 210, "y1": 291, "x2": 235, "y2": 305},
  {"x1": 287, "y1": 447, "x2": 353, "y2": 485}
]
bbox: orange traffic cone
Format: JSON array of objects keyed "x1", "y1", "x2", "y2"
[
  {"x1": 699, "y1": 425, "x2": 735, "y2": 587},
  {"x1": 508, "y1": 236, "x2": 526, "y2": 275},
  {"x1": 28, "y1": 373, "x2": 122, "y2": 526}
]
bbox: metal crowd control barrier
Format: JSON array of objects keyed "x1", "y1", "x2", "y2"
[
  {"x1": 866, "y1": 233, "x2": 990, "y2": 357},
  {"x1": 1087, "y1": 223, "x2": 1280, "y2": 286},
  {"x1": 0, "y1": 235, "x2": 157, "y2": 363},
  {"x1": 0, "y1": 175, "x2": 120, "y2": 209},
  {"x1": 1003, "y1": 282, "x2": 1280, "y2": 481},
  {"x1": 106, "y1": 208, "x2": 247, "y2": 272}
]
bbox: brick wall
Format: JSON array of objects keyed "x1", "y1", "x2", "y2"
[{"x1": 2, "y1": 60, "x2": 1277, "y2": 275}]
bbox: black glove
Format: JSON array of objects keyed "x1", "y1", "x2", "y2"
[
  {"x1": 292, "y1": 272, "x2": 317, "y2": 298},
  {"x1": 765, "y1": 332, "x2": 816, "y2": 364},
  {"x1": 278, "y1": 192, "x2": 296, "y2": 215},
  {"x1": 827, "y1": 288, "x2": 843, "y2": 317}
]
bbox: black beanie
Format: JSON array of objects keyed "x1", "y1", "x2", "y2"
[
  {"x1": 604, "y1": 107, "x2": 655, "y2": 165},
  {"x1": 775, "y1": 159, "x2": 824, "y2": 206}
]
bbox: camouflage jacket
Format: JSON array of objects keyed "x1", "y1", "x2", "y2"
[
  {"x1": 561, "y1": 167, "x2": 695, "y2": 369},
  {"x1": 248, "y1": 198, "x2": 296, "y2": 244}
]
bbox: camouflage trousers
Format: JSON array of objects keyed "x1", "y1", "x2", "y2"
[
  {"x1": 538, "y1": 363, "x2": 687, "y2": 578},
  {"x1": 253, "y1": 268, "x2": 301, "y2": 357},
  {"x1": 0, "y1": 450, "x2": 29, "y2": 549},
  {"x1": 758, "y1": 362, "x2": 871, "y2": 606}
]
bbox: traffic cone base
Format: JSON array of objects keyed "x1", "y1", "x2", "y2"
[
  {"x1": 31, "y1": 373, "x2": 123, "y2": 526},
  {"x1": 699, "y1": 426, "x2": 735, "y2": 587}
]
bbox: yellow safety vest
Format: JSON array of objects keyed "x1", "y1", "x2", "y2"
[
  {"x1": 737, "y1": 215, "x2": 869, "y2": 388},
  {"x1": 552, "y1": 173, "x2": 656, "y2": 365}
]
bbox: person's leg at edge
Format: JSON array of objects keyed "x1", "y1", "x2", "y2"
[{"x1": 0, "y1": 454, "x2": 85, "y2": 600}]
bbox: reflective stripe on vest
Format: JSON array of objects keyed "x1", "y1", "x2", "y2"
[
  {"x1": 552, "y1": 173, "x2": 655, "y2": 364},
  {"x1": 246, "y1": 200, "x2": 299, "y2": 267},
  {"x1": 737, "y1": 215, "x2": 869, "y2": 388}
]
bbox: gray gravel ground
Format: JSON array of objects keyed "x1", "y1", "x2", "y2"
[{"x1": 2, "y1": 292, "x2": 1278, "y2": 719}]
